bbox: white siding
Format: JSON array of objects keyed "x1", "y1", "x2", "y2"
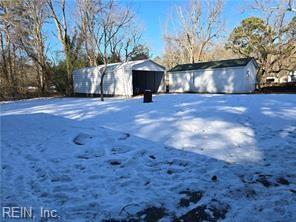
[
  {"x1": 157, "y1": 75, "x2": 166, "y2": 93},
  {"x1": 73, "y1": 65, "x2": 131, "y2": 96},
  {"x1": 244, "y1": 61, "x2": 257, "y2": 92},
  {"x1": 73, "y1": 67, "x2": 101, "y2": 94},
  {"x1": 132, "y1": 60, "x2": 165, "y2": 72},
  {"x1": 169, "y1": 72, "x2": 192, "y2": 92},
  {"x1": 169, "y1": 62, "x2": 257, "y2": 93}
]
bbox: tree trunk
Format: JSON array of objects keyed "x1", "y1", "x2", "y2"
[
  {"x1": 66, "y1": 61, "x2": 73, "y2": 96},
  {"x1": 191, "y1": 50, "x2": 195, "y2": 63},
  {"x1": 0, "y1": 32, "x2": 9, "y2": 81},
  {"x1": 99, "y1": 65, "x2": 107, "y2": 101},
  {"x1": 100, "y1": 72, "x2": 105, "y2": 101},
  {"x1": 36, "y1": 65, "x2": 43, "y2": 94},
  {"x1": 257, "y1": 67, "x2": 265, "y2": 89},
  {"x1": 64, "y1": 44, "x2": 73, "y2": 96},
  {"x1": 10, "y1": 43, "x2": 17, "y2": 96},
  {"x1": 197, "y1": 42, "x2": 206, "y2": 62}
]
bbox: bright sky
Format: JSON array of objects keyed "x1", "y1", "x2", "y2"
[
  {"x1": 128, "y1": 0, "x2": 255, "y2": 57},
  {"x1": 46, "y1": 0, "x2": 256, "y2": 60}
]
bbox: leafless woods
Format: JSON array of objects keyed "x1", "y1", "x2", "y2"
[{"x1": 0, "y1": 0, "x2": 148, "y2": 99}]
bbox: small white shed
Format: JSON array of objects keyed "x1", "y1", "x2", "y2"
[
  {"x1": 73, "y1": 59, "x2": 165, "y2": 97},
  {"x1": 168, "y1": 58, "x2": 258, "y2": 93}
]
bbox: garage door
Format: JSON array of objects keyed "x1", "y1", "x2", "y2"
[{"x1": 132, "y1": 71, "x2": 163, "y2": 95}]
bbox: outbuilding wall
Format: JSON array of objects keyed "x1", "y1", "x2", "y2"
[
  {"x1": 73, "y1": 66, "x2": 132, "y2": 96},
  {"x1": 169, "y1": 63, "x2": 257, "y2": 93},
  {"x1": 72, "y1": 67, "x2": 101, "y2": 95},
  {"x1": 244, "y1": 61, "x2": 257, "y2": 91}
]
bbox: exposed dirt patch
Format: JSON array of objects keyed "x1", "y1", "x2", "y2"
[
  {"x1": 167, "y1": 169, "x2": 174, "y2": 175},
  {"x1": 255, "y1": 174, "x2": 272, "y2": 187},
  {"x1": 176, "y1": 199, "x2": 229, "y2": 222},
  {"x1": 177, "y1": 205, "x2": 210, "y2": 222},
  {"x1": 240, "y1": 173, "x2": 293, "y2": 188},
  {"x1": 211, "y1": 175, "x2": 217, "y2": 181},
  {"x1": 136, "y1": 206, "x2": 167, "y2": 222},
  {"x1": 276, "y1": 177, "x2": 289, "y2": 185},
  {"x1": 178, "y1": 190, "x2": 203, "y2": 208}
]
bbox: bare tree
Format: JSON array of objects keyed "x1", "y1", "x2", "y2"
[
  {"x1": 14, "y1": 0, "x2": 51, "y2": 94},
  {"x1": 107, "y1": 20, "x2": 149, "y2": 62},
  {"x1": 164, "y1": 0, "x2": 224, "y2": 65},
  {"x1": 0, "y1": 0, "x2": 23, "y2": 96},
  {"x1": 98, "y1": 1, "x2": 133, "y2": 101},
  {"x1": 287, "y1": 0, "x2": 296, "y2": 12},
  {"x1": 253, "y1": 0, "x2": 295, "y2": 79},
  {"x1": 0, "y1": 0, "x2": 145, "y2": 100},
  {"x1": 203, "y1": 43, "x2": 239, "y2": 61},
  {"x1": 77, "y1": 0, "x2": 102, "y2": 66},
  {"x1": 78, "y1": 0, "x2": 134, "y2": 101},
  {"x1": 47, "y1": 0, "x2": 83, "y2": 95},
  {"x1": 121, "y1": 23, "x2": 145, "y2": 62},
  {"x1": 77, "y1": 0, "x2": 150, "y2": 100}
]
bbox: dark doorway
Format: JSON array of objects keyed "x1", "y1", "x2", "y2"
[{"x1": 132, "y1": 70, "x2": 164, "y2": 96}]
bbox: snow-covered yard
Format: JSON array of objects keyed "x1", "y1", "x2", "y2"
[{"x1": 1, "y1": 94, "x2": 295, "y2": 221}]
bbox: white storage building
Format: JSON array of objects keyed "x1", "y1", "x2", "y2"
[
  {"x1": 73, "y1": 59, "x2": 165, "y2": 97},
  {"x1": 168, "y1": 58, "x2": 258, "y2": 93}
]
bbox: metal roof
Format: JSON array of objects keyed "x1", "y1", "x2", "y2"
[
  {"x1": 96, "y1": 59, "x2": 165, "y2": 72},
  {"x1": 74, "y1": 59, "x2": 165, "y2": 73},
  {"x1": 168, "y1": 58, "x2": 254, "y2": 72}
]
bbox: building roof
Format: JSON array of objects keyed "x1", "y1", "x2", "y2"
[
  {"x1": 168, "y1": 58, "x2": 254, "y2": 72},
  {"x1": 74, "y1": 59, "x2": 165, "y2": 73}
]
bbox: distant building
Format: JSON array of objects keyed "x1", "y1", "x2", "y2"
[
  {"x1": 168, "y1": 58, "x2": 258, "y2": 93},
  {"x1": 288, "y1": 71, "x2": 296, "y2": 82},
  {"x1": 264, "y1": 71, "x2": 296, "y2": 84}
]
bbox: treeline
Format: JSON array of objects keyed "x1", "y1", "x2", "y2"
[
  {"x1": 160, "y1": 0, "x2": 295, "y2": 85},
  {"x1": 0, "y1": 0, "x2": 149, "y2": 99},
  {"x1": 0, "y1": 0, "x2": 295, "y2": 100}
]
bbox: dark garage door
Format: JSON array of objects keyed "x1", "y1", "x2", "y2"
[{"x1": 132, "y1": 70, "x2": 164, "y2": 96}]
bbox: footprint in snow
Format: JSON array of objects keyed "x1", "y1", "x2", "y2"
[
  {"x1": 73, "y1": 133, "x2": 94, "y2": 145},
  {"x1": 25, "y1": 154, "x2": 39, "y2": 162},
  {"x1": 76, "y1": 149, "x2": 105, "y2": 159},
  {"x1": 111, "y1": 146, "x2": 132, "y2": 154},
  {"x1": 109, "y1": 159, "x2": 122, "y2": 166},
  {"x1": 53, "y1": 185, "x2": 78, "y2": 193},
  {"x1": 118, "y1": 133, "x2": 130, "y2": 140},
  {"x1": 76, "y1": 154, "x2": 91, "y2": 160},
  {"x1": 74, "y1": 164, "x2": 86, "y2": 171},
  {"x1": 51, "y1": 175, "x2": 72, "y2": 183}
]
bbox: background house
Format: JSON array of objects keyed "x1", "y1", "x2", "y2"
[
  {"x1": 288, "y1": 71, "x2": 296, "y2": 82},
  {"x1": 73, "y1": 60, "x2": 165, "y2": 97},
  {"x1": 262, "y1": 70, "x2": 296, "y2": 84},
  {"x1": 168, "y1": 58, "x2": 258, "y2": 93}
]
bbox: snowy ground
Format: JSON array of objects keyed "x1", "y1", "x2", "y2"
[{"x1": 1, "y1": 94, "x2": 295, "y2": 221}]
